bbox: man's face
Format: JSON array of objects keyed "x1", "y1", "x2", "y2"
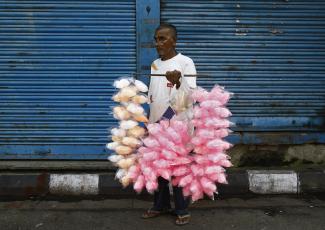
[{"x1": 154, "y1": 28, "x2": 176, "y2": 60}]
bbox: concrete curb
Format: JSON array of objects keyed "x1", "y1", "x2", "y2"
[{"x1": 1, "y1": 169, "x2": 324, "y2": 199}]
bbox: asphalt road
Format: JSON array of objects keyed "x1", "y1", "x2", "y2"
[{"x1": 0, "y1": 195, "x2": 325, "y2": 230}]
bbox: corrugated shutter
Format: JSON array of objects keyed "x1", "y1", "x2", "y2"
[
  {"x1": 0, "y1": 1, "x2": 136, "y2": 159},
  {"x1": 161, "y1": 0, "x2": 325, "y2": 143}
]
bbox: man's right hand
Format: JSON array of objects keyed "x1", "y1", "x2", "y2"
[{"x1": 166, "y1": 70, "x2": 181, "y2": 89}]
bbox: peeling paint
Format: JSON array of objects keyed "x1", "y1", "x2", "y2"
[
  {"x1": 49, "y1": 174, "x2": 99, "y2": 195},
  {"x1": 270, "y1": 28, "x2": 284, "y2": 35},
  {"x1": 248, "y1": 171, "x2": 298, "y2": 194}
]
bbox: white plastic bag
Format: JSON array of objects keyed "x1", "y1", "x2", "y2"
[{"x1": 170, "y1": 78, "x2": 194, "y2": 116}]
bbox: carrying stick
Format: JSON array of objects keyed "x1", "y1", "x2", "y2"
[{"x1": 132, "y1": 73, "x2": 211, "y2": 78}]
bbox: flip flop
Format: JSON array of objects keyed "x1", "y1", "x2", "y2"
[
  {"x1": 141, "y1": 209, "x2": 163, "y2": 219},
  {"x1": 175, "y1": 214, "x2": 191, "y2": 225}
]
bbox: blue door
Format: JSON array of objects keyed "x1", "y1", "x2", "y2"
[
  {"x1": 161, "y1": 0, "x2": 325, "y2": 144},
  {"x1": 1, "y1": 0, "x2": 324, "y2": 159},
  {"x1": 0, "y1": 1, "x2": 138, "y2": 159}
]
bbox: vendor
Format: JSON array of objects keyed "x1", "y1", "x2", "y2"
[{"x1": 142, "y1": 23, "x2": 197, "y2": 225}]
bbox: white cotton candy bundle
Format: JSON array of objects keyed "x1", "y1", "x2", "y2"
[
  {"x1": 108, "y1": 77, "x2": 149, "y2": 190},
  {"x1": 117, "y1": 157, "x2": 136, "y2": 169},
  {"x1": 133, "y1": 114, "x2": 149, "y2": 123},
  {"x1": 115, "y1": 169, "x2": 127, "y2": 180},
  {"x1": 126, "y1": 103, "x2": 144, "y2": 115},
  {"x1": 132, "y1": 95, "x2": 148, "y2": 104},
  {"x1": 113, "y1": 106, "x2": 131, "y2": 120},
  {"x1": 115, "y1": 145, "x2": 133, "y2": 155},
  {"x1": 107, "y1": 154, "x2": 123, "y2": 163},
  {"x1": 120, "y1": 120, "x2": 138, "y2": 130},
  {"x1": 120, "y1": 86, "x2": 138, "y2": 98},
  {"x1": 114, "y1": 153, "x2": 138, "y2": 187},
  {"x1": 127, "y1": 126, "x2": 146, "y2": 138},
  {"x1": 120, "y1": 175, "x2": 131, "y2": 187},
  {"x1": 112, "y1": 92, "x2": 130, "y2": 103},
  {"x1": 106, "y1": 142, "x2": 119, "y2": 150},
  {"x1": 111, "y1": 128, "x2": 126, "y2": 137},
  {"x1": 122, "y1": 136, "x2": 142, "y2": 148},
  {"x1": 114, "y1": 78, "x2": 131, "y2": 89},
  {"x1": 134, "y1": 79, "x2": 148, "y2": 92},
  {"x1": 111, "y1": 135, "x2": 122, "y2": 143}
]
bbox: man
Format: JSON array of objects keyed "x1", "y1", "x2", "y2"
[{"x1": 142, "y1": 23, "x2": 197, "y2": 225}]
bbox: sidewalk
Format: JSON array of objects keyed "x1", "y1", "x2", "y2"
[
  {"x1": 1, "y1": 196, "x2": 325, "y2": 230},
  {"x1": 0, "y1": 161, "x2": 324, "y2": 199}
]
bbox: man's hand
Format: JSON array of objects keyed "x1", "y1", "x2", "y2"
[{"x1": 166, "y1": 70, "x2": 181, "y2": 89}]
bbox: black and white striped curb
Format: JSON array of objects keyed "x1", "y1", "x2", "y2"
[{"x1": 1, "y1": 170, "x2": 325, "y2": 198}]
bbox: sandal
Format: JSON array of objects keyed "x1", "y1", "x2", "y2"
[
  {"x1": 175, "y1": 214, "x2": 191, "y2": 225},
  {"x1": 141, "y1": 209, "x2": 163, "y2": 219}
]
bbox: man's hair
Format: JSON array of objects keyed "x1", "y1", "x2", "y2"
[{"x1": 155, "y1": 23, "x2": 177, "y2": 40}]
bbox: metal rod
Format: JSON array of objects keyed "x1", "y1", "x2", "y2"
[{"x1": 131, "y1": 73, "x2": 211, "y2": 77}]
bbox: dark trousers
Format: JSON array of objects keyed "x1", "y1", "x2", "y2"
[{"x1": 152, "y1": 177, "x2": 190, "y2": 215}]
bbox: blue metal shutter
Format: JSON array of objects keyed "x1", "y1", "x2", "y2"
[
  {"x1": 161, "y1": 0, "x2": 325, "y2": 144},
  {"x1": 0, "y1": 1, "x2": 136, "y2": 159}
]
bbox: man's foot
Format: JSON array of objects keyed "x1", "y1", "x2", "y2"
[
  {"x1": 142, "y1": 209, "x2": 162, "y2": 219},
  {"x1": 142, "y1": 208, "x2": 171, "y2": 219},
  {"x1": 175, "y1": 214, "x2": 191, "y2": 225}
]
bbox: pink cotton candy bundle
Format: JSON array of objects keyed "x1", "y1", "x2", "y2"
[
  {"x1": 206, "y1": 139, "x2": 232, "y2": 150},
  {"x1": 200, "y1": 177, "x2": 217, "y2": 197},
  {"x1": 133, "y1": 175, "x2": 145, "y2": 193},
  {"x1": 172, "y1": 166, "x2": 190, "y2": 176},
  {"x1": 214, "y1": 128, "x2": 232, "y2": 138},
  {"x1": 200, "y1": 100, "x2": 222, "y2": 109},
  {"x1": 130, "y1": 117, "x2": 193, "y2": 194},
  {"x1": 196, "y1": 129, "x2": 215, "y2": 139},
  {"x1": 172, "y1": 155, "x2": 231, "y2": 201},
  {"x1": 208, "y1": 85, "x2": 233, "y2": 105},
  {"x1": 204, "y1": 118, "x2": 233, "y2": 129},
  {"x1": 147, "y1": 123, "x2": 163, "y2": 136},
  {"x1": 170, "y1": 119, "x2": 190, "y2": 136},
  {"x1": 172, "y1": 85, "x2": 233, "y2": 202},
  {"x1": 212, "y1": 107, "x2": 232, "y2": 118},
  {"x1": 142, "y1": 137, "x2": 160, "y2": 149},
  {"x1": 142, "y1": 150, "x2": 159, "y2": 161},
  {"x1": 193, "y1": 106, "x2": 210, "y2": 118},
  {"x1": 190, "y1": 87, "x2": 209, "y2": 103},
  {"x1": 114, "y1": 83, "x2": 233, "y2": 200},
  {"x1": 193, "y1": 106, "x2": 231, "y2": 121}
]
